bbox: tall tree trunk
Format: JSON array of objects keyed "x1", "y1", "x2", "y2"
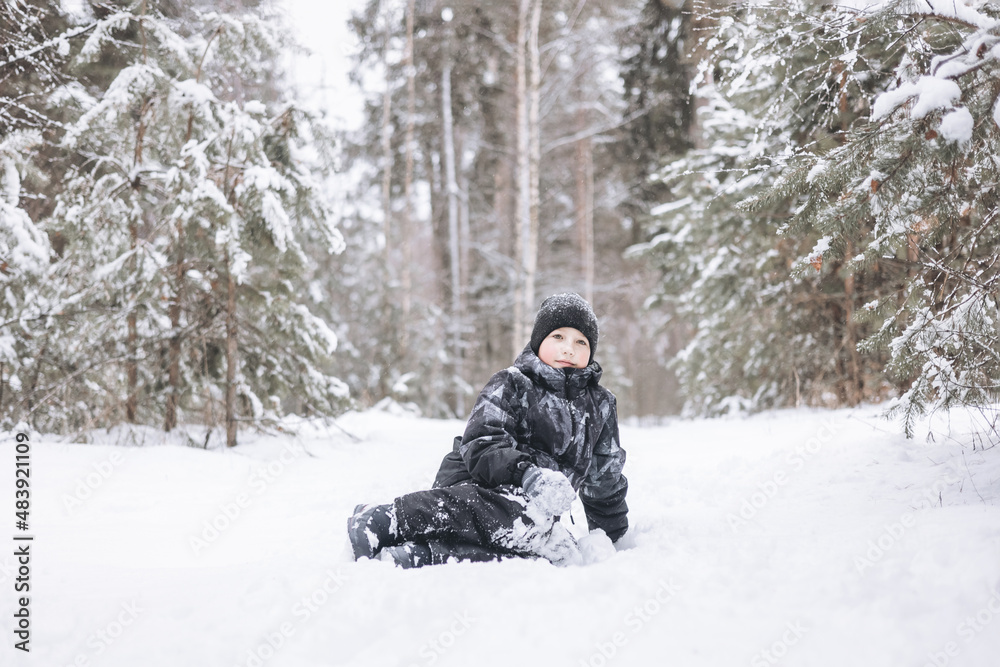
[
  {"x1": 458, "y1": 126, "x2": 471, "y2": 327},
  {"x1": 221, "y1": 127, "x2": 238, "y2": 448},
  {"x1": 377, "y1": 8, "x2": 395, "y2": 401},
  {"x1": 442, "y1": 50, "x2": 464, "y2": 416},
  {"x1": 574, "y1": 102, "x2": 595, "y2": 303},
  {"x1": 523, "y1": 0, "x2": 542, "y2": 340},
  {"x1": 126, "y1": 96, "x2": 151, "y2": 424},
  {"x1": 380, "y1": 25, "x2": 393, "y2": 270},
  {"x1": 842, "y1": 240, "x2": 862, "y2": 406},
  {"x1": 513, "y1": 0, "x2": 531, "y2": 358},
  {"x1": 133, "y1": 0, "x2": 147, "y2": 424},
  {"x1": 126, "y1": 217, "x2": 138, "y2": 423},
  {"x1": 401, "y1": 0, "x2": 416, "y2": 332},
  {"x1": 165, "y1": 29, "x2": 223, "y2": 431},
  {"x1": 165, "y1": 216, "x2": 184, "y2": 431},
  {"x1": 224, "y1": 246, "x2": 238, "y2": 448}
]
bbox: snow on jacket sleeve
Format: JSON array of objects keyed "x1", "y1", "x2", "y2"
[
  {"x1": 458, "y1": 371, "x2": 532, "y2": 488},
  {"x1": 579, "y1": 393, "x2": 629, "y2": 542}
]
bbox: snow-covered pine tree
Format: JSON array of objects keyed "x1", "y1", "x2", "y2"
[
  {"x1": 0, "y1": 0, "x2": 87, "y2": 428},
  {"x1": 636, "y1": 0, "x2": 895, "y2": 415},
  {"x1": 16, "y1": 3, "x2": 347, "y2": 441},
  {"x1": 749, "y1": 0, "x2": 1000, "y2": 436},
  {"x1": 0, "y1": 132, "x2": 51, "y2": 426}
]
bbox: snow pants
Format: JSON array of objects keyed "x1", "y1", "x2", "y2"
[{"x1": 392, "y1": 483, "x2": 574, "y2": 566}]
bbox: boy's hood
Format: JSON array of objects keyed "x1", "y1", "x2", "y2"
[{"x1": 514, "y1": 345, "x2": 603, "y2": 396}]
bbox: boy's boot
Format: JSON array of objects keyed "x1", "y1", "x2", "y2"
[
  {"x1": 379, "y1": 542, "x2": 433, "y2": 569},
  {"x1": 347, "y1": 503, "x2": 397, "y2": 560}
]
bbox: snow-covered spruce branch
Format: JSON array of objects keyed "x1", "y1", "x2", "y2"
[
  {"x1": 18, "y1": 351, "x2": 135, "y2": 421},
  {"x1": 0, "y1": 23, "x2": 97, "y2": 73},
  {"x1": 0, "y1": 96, "x2": 61, "y2": 129}
]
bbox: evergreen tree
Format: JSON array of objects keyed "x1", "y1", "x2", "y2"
[
  {"x1": 1, "y1": 0, "x2": 83, "y2": 426},
  {"x1": 5, "y1": 2, "x2": 348, "y2": 441},
  {"x1": 636, "y1": 0, "x2": 894, "y2": 415},
  {"x1": 640, "y1": 0, "x2": 1000, "y2": 437},
  {"x1": 749, "y1": 0, "x2": 1000, "y2": 435}
]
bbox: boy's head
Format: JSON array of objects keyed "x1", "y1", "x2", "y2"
[{"x1": 530, "y1": 293, "x2": 599, "y2": 367}]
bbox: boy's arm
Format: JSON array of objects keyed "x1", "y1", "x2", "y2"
[
  {"x1": 458, "y1": 372, "x2": 532, "y2": 488},
  {"x1": 580, "y1": 394, "x2": 629, "y2": 542}
]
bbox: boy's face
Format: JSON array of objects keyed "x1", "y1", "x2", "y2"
[{"x1": 538, "y1": 327, "x2": 591, "y2": 369}]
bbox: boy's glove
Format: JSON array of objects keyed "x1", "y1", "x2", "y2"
[{"x1": 522, "y1": 466, "x2": 576, "y2": 516}]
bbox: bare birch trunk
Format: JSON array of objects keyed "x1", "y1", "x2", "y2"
[
  {"x1": 513, "y1": 0, "x2": 530, "y2": 359},
  {"x1": 525, "y1": 0, "x2": 542, "y2": 340},
  {"x1": 458, "y1": 126, "x2": 471, "y2": 321},
  {"x1": 380, "y1": 44, "x2": 393, "y2": 266},
  {"x1": 442, "y1": 51, "x2": 464, "y2": 416},
  {"x1": 376, "y1": 11, "x2": 395, "y2": 400},
  {"x1": 575, "y1": 103, "x2": 595, "y2": 303},
  {"x1": 401, "y1": 0, "x2": 416, "y2": 329}
]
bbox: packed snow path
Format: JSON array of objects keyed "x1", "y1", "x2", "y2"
[{"x1": 2, "y1": 407, "x2": 999, "y2": 667}]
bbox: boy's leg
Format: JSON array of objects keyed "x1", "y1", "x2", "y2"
[
  {"x1": 392, "y1": 483, "x2": 570, "y2": 560},
  {"x1": 426, "y1": 540, "x2": 516, "y2": 564},
  {"x1": 381, "y1": 540, "x2": 511, "y2": 569}
]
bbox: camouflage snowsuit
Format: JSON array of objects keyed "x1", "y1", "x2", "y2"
[{"x1": 393, "y1": 346, "x2": 629, "y2": 565}]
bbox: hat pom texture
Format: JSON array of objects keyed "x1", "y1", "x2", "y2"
[{"x1": 529, "y1": 293, "x2": 599, "y2": 362}]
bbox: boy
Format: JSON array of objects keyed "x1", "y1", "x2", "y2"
[{"x1": 347, "y1": 292, "x2": 629, "y2": 567}]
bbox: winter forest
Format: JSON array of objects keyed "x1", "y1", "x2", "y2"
[{"x1": 3, "y1": 0, "x2": 1000, "y2": 444}]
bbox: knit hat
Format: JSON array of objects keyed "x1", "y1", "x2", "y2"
[{"x1": 529, "y1": 293, "x2": 599, "y2": 361}]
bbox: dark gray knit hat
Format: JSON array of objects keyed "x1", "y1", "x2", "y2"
[{"x1": 529, "y1": 292, "x2": 599, "y2": 361}]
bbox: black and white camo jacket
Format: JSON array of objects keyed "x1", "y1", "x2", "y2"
[{"x1": 433, "y1": 345, "x2": 629, "y2": 541}]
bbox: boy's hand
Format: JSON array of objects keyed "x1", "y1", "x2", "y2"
[{"x1": 522, "y1": 466, "x2": 576, "y2": 516}]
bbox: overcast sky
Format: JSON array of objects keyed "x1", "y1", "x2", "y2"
[{"x1": 281, "y1": 0, "x2": 368, "y2": 130}]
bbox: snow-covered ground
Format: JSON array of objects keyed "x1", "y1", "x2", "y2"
[{"x1": 2, "y1": 405, "x2": 999, "y2": 667}]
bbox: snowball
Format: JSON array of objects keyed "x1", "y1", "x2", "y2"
[
  {"x1": 525, "y1": 468, "x2": 577, "y2": 517},
  {"x1": 579, "y1": 529, "x2": 616, "y2": 565}
]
